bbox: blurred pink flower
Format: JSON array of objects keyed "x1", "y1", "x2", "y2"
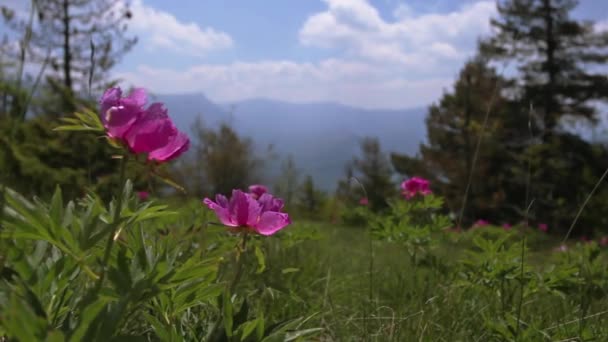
[
  {"x1": 502, "y1": 223, "x2": 512, "y2": 231},
  {"x1": 600, "y1": 236, "x2": 608, "y2": 247},
  {"x1": 401, "y1": 177, "x2": 432, "y2": 199},
  {"x1": 538, "y1": 223, "x2": 548, "y2": 232},
  {"x1": 203, "y1": 190, "x2": 291, "y2": 236},
  {"x1": 100, "y1": 87, "x2": 190, "y2": 163},
  {"x1": 99, "y1": 87, "x2": 146, "y2": 139},
  {"x1": 137, "y1": 191, "x2": 149, "y2": 201},
  {"x1": 248, "y1": 184, "x2": 268, "y2": 199},
  {"x1": 474, "y1": 219, "x2": 490, "y2": 228},
  {"x1": 359, "y1": 197, "x2": 369, "y2": 206},
  {"x1": 557, "y1": 244, "x2": 568, "y2": 252}
]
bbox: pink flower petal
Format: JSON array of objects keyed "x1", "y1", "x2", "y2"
[
  {"x1": 126, "y1": 88, "x2": 147, "y2": 107},
  {"x1": 249, "y1": 184, "x2": 268, "y2": 199},
  {"x1": 100, "y1": 87, "x2": 145, "y2": 139},
  {"x1": 125, "y1": 103, "x2": 175, "y2": 154},
  {"x1": 99, "y1": 87, "x2": 121, "y2": 122},
  {"x1": 231, "y1": 190, "x2": 253, "y2": 226},
  {"x1": 258, "y1": 193, "x2": 284, "y2": 212},
  {"x1": 255, "y1": 212, "x2": 291, "y2": 236},
  {"x1": 203, "y1": 198, "x2": 236, "y2": 227},
  {"x1": 147, "y1": 131, "x2": 190, "y2": 162}
]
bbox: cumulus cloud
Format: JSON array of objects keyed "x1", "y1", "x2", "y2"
[
  {"x1": 299, "y1": 0, "x2": 495, "y2": 67},
  {"x1": 116, "y1": 0, "x2": 500, "y2": 108},
  {"x1": 128, "y1": 0, "x2": 233, "y2": 56}
]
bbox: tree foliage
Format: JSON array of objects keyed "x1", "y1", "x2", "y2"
[
  {"x1": 2, "y1": 0, "x2": 137, "y2": 112},
  {"x1": 350, "y1": 137, "x2": 395, "y2": 211},
  {"x1": 175, "y1": 119, "x2": 263, "y2": 197},
  {"x1": 480, "y1": 0, "x2": 608, "y2": 132}
]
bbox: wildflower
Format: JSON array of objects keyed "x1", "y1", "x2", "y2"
[
  {"x1": 401, "y1": 177, "x2": 432, "y2": 199},
  {"x1": 359, "y1": 197, "x2": 369, "y2": 206},
  {"x1": 502, "y1": 223, "x2": 512, "y2": 231},
  {"x1": 538, "y1": 223, "x2": 548, "y2": 232},
  {"x1": 203, "y1": 189, "x2": 291, "y2": 236},
  {"x1": 137, "y1": 191, "x2": 149, "y2": 201},
  {"x1": 473, "y1": 219, "x2": 490, "y2": 228},
  {"x1": 99, "y1": 87, "x2": 190, "y2": 163},
  {"x1": 99, "y1": 87, "x2": 146, "y2": 139},
  {"x1": 248, "y1": 184, "x2": 268, "y2": 199},
  {"x1": 124, "y1": 103, "x2": 190, "y2": 162}
]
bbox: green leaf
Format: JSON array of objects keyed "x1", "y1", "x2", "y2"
[
  {"x1": 152, "y1": 171, "x2": 186, "y2": 193},
  {"x1": 254, "y1": 245, "x2": 266, "y2": 274},
  {"x1": 241, "y1": 319, "x2": 259, "y2": 341},
  {"x1": 4, "y1": 294, "x2": 48, "y2": 342},
  {"x1": 50, "y1": 186, "x2": 64, "y2": 226},
  {"x1": 46, "y1": 331, "x2": 66, "y2": 342},
  {"x1": 281, "y1": 268, "x2": 299, "y2": 274},
  {"x1": 69, "y1": 298, "x2": 110, "y2": 342},
  {"x1": 256, "y1": 312, "x2": 265, "y2": 341},
  {"x1": 223, "y1": 291, "x2": 234, "y2": 337}
]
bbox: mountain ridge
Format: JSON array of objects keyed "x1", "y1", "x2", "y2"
[{"x1": 156, "y1": 93, "x2": 428, "y2": 190}]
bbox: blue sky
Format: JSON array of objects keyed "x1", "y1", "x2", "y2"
[{"x1": 5, "y1": 0, "x2": 608, "y2": 109}]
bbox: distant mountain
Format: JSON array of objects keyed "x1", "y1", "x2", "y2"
[{"x1": 155, "y1": 93, "x2": 428, "y2": 190}]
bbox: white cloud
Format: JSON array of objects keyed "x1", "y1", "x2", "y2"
[
  {"x1": 596, "y1": 18, "x2": 608, "y2": 32},
  {"x1": 116, "y1": 59, "x2": 452, "y2": 109},
  {"x1": 128, "y1": 0, "x2": 233, "y2": 56},
  {"x1": 115, "y1": 0, "x2": 501, "y2": 109},
  {"x1": 299, "y1": 0, "x2": 496, "y2": 67}
]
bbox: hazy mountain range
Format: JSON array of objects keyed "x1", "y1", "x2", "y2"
[{"x1": 155, "y1": 93, "x2": 428, "y2": 190}]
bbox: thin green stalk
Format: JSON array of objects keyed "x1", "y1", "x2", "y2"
[
  {"x1": 456, "y1": 68, "x2": 502, "y2": 230},
  {"x1": 515, "y1": 236, "x2": 526, "y2": 339},
  {"x1": 95, "y1": 155, "x2": 128, "y2": 291},
  {"x1": 367, "y1": 226, "x2": 374, "y2": 342},
  {"x1": 562, "y1": 166, "x2": 608, "y2": 243}
]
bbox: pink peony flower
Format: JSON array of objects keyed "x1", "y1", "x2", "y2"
[
  {"x1": 359, "y1": 197, "x2": 369, "y2": 206},
  {"x1": 248, "y1": 184, "x2": 268, "y2": 200},
  {"x1": 99, "y1": 87, "x2": 190, "y2": 163},
  {"x1": 99, "y1": 87, "x2": 147, "y2": 139},
  {"x1": 538, "y1": 223, "x2": 548, "y2": 232},
  {"x1": 401, "y1": 177, "x2": 432, "y2": 199},
  {"x1": 203, "y1": 190, "x2": 291, "y2": 236},
  {"x1": 137, "y1": 191, "x2": 149, "y2": 201}
]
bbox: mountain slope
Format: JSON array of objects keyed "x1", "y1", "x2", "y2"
[{"x1": 157, "y1": 93, "x2": 427, "y2": 190}]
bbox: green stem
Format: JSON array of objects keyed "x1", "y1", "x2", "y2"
[
  {"x1": 95, "y1": 155, "x2": 128, "y2": 291},
  {"x1": 229, "y1": 233, "x2": 250, "y2": 294},
  {"x1": 208, "y1": 233, "x2": 250, "y2": 341},
  {"x1": 515, "y1": 236, "x2": 526, "y2": 339}
]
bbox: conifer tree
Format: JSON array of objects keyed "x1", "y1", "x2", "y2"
[
  {"x1": 480, "y1": 0, "x2": 608, "y2": 134},
  {"x1": 392, "y1": 58, "x2": 521, "y2": 224},
  {"x1": 351, "y1": 137, "x2": 395, "y2": 211}
]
